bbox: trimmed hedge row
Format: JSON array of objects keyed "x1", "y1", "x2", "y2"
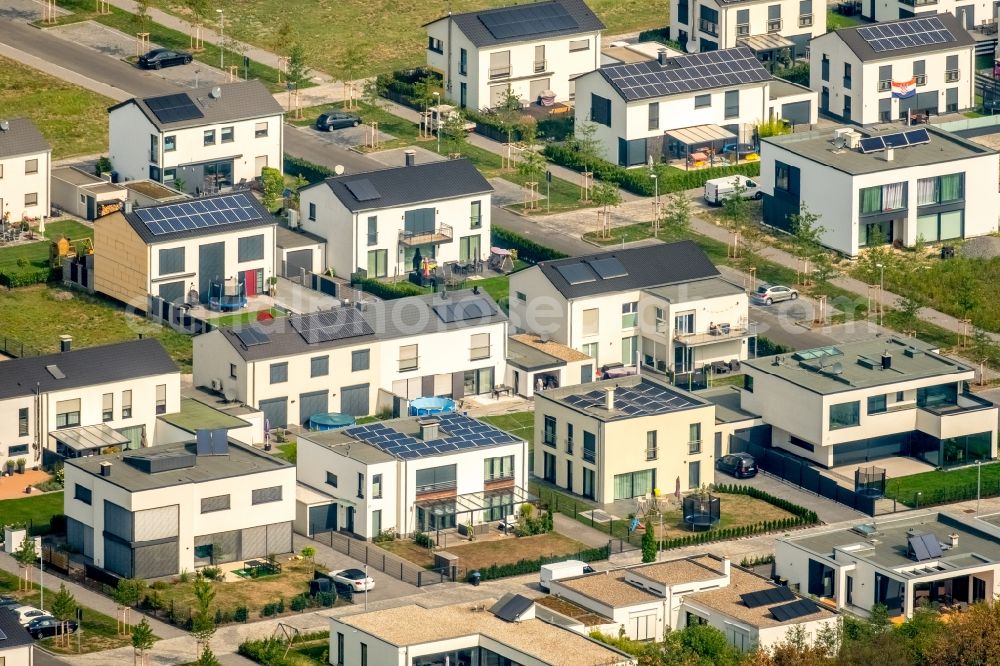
[
  {"x1": 712, "y1": 483, "x2": 820, "y2": 523},
  {"x1": 491, "y1": 227, "x2": 568, "y2": 263},
  {"x1": 351, "y1": 276, "x2": 427, "y2": 300},
  {"x1": 464, "y1": 108, "x2": 574, "y2": 142},
  {"x1": 0, "y1": 266, "x2": 56, "y2": 288},
  {"x1": 282, "y1": 154, "x2": 333, "y2": 185},
  {"x1": 477, "y1": 544, "x2": 610, "y2": 581}
]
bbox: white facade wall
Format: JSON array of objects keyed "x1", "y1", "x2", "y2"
[
  {"x1": 108, "y1": 103, "x2": 153, "y2": 185},
  {"x1": 0, "y1": 148, "x2": 50, "y2": 222},
  {"x1": 864, "y1": 0, "x2": 991, "y2": 24},
  {"x1": 508, "y1": 265, "x2": 570, "y2": 339},
  {"x1": 0, "y1": 644, "x2": 31, "y2": 666},
  {"x1": 670, "y1": 0, "x2": 826, "y2": 51}
]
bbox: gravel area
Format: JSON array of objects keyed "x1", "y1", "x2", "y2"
[{"x1": 960, "y1": 235, "x2": 1000, "y2": 259}]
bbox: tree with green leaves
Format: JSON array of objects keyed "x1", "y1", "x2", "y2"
[
  {"x1": 112, "y1": 578, "x2": 146, "y2": 635},
  {"x1": 361, "y1": 76, "x2": 387, "y2": 112},
  {"x1": 194, "y1": 645, "x2": 222, "y2": 666},
  {"x1": 286, "y1": 43, "x2": 310, "y2": 88},
  {"x1": 131, "y1": 617, "x2": 156, "y2": 666},
  {"x1": 335, "y1": 45, "x2": 367, "y2": 109},
  {"x1": 413, "y1": 73, "x2": 442, "y2": 136},
  {"x1": 300, "y1": 546, "x2": 316, "y2": 562},
  {"x1": 13, "y1": 533, "x2": 36, "y2": 591},
  {"x1": 720, "y1": 181, "x2": 751, "y2": 257},
  {"x1": 972, "y1": 329, "x2": 994, "y2": 386},
  {"x1": 660, "y1": 191, "x2": 691, "y2": 238},
  {"x1": 439, "y1": 111, "x2": 469, "y2": 155},
  {"x1": 260, "y1": 166, "x2": 284, "y2": 211},
  {"x1": 895, "y1": 296, "x2": 922, "y2": 333},
  {"x1": 133, "y1": 0, "x2": 150, "y2": 31},
  {"x1": 191, "y1": 577, "x2": 217, "y2": 656},
  {"x1": 788, "y1": 204, "x2": 826, "y2": 285},
  {"x1": 183, "y1": 0, "x2": 209, "y2": 48},
  {"x1": 641, "y1": 519, "x2": 656, "y2": 563},
  {"x1": 571, "y1": 120, "x2": 601, "y2": 173},
  {"x1": 591, "y1": 181, "x2": 622, "y2": 238},
  {"x1": 51, "y1": 583, "x2": 77, "y2": 647},
  {"x1": 494, "y1": 88, "x2": 524, "y2": 146}
]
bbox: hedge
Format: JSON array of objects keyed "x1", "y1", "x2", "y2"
[
  {"x1": 351, "y1": 275, "x2": 427, "y2": 300},
  {"x1": 774, "y1": 64, "x2": 810, "y2": 86},
  {"x1": 477, "y1": 544, "x2": 610, "y2": 581},
  {"x1": 0, "y1": 266, "x2": 56, "y2": 288},
  {"x1": 464, "y1": 108, "x2": 575, "y2": 142},
  {"x1": 282, "y1": 154, "x2": 333, "y2": 185},
  {"x1": 491, "y1": 227, "x2": 568, "y2": 263}
]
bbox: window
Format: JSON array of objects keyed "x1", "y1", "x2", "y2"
[
  {"x1": 916, "y1": 210, "x2": 963, "y2": 243},
  {"x1": 399, "y1": 344, "x2": 418, "y2": 371},
  {"x1": 914, "y1": 60, "x2": 926, "y2": 86},
  {"x1": 336, "y1": 633, "x2": 344, "y2": 665},
  {"x1": 567, "y1": 423, "x2": 574, "y2": 454},
  {"x1": 24, "y1": 193, "x2": 37, "y2": 207},
  {"x1": 677, "y1": 0, "x2": 689, "y2": 23},
  {"x1": 821, "y1": 55, "x2": 829, "y2": 82},
  {"x1": 459, "y1": 48, "x2": 468, "y2": 75},
  {"x1": 308, "y1": 202, "x2": 317, "y2": 221},
  {"x1": 311, "y1": 355, "x2": 329, "y2": 377},
  {"x1": 868, "y1": 394, "x2": 887, "y2": 414},
  {"x1": 221, "y1": 126, "x2": 234, "y2": 142},
  {"x1": 341, "y1": 349, "x2": 367, "y2": 374},
  {"x1": 238, "y1": 235, "x2": 264, "y2": 262},
  {"x1": 367, "y1": 249, "x2": 387, "y2": 278},
  {"x1": 252, "y1": 486, "x2": 283, "y2": 504},
  {"x1": 829, "y1": 401, "x2": 860, "y2": 430},
  {"x1": 428, "y1": 36, "x2": 444, "y2": 53},
  {"x1": 843, "y1": 63, "x2": 852, "y2": 89},
  {"x1": 534, "y1": 44, "x2": 546, "y2": 72},
  {"x1": 799, "y1": 0, "x2": 812, "y2": 25},
  {"x1": 102, "y1": 393, "x2": 114, "y2": 422},
  {"x1": 370, "y1": 473, "x2": 382, "y2": 499},
  {"x1": 415, "y1": 465, "x2": 457, "y2": 493},
  {"x1": 516, "y1": 291, "x2": 527, "y2": 302},
  {"x1": 689, "y1": 460, "x2": 701, "y2": 488},
  {"x1": 150, "y1": 134, "x2": 159, "y2": 163},
  {"x1": 200, "y1": 494, "x2": 230, "y2": 513},
  {"x1": 724, "y1": 90, "x2": 739, "y2": 118},
  {"x1": 229, "y1": 363, "x2": 237, "y2": 379},
  {"x1": 544, "y1": 415, "x2": 557, "y2": 447},
  {"x1": 917, "y1": 174, "x2": 963, "y2": 206},
  {"x1": 164, "y1": 135, "x2": 176, "y2": 152},
  {"x1": 122, "y1": 390, "x2": 132, "y2": 418},
  {"x1": 18, "y1": 407, "x2": 28, "y2": 436},
  {"x1": 736, "y1": 8, "x2": 749, "y2": 34},
  {"x1": 159, "y1": 247, "x2": 185, "y2": 275},
  {"x1": 689, "y1": 423, "x2": 702, "y2": 454},
  {"x1": 614, "y1": 469, "x2": 655, "y2": 500},
  {"x1": 156, "y1": 384, "x2": 166, "y2": 414},
  {"x1": 203, "y1": 129, "x2": 216, "y2": 146},
  {"x1": 470, "y1": 200, "x2": 482, "y2": 228},
  {"x1": 357, "y1": 472, "x2": 364, "y2": 499},
  {"x1": 582, "y1": 342, "x2": 598, "y2": 358},
  {"x1": 743, "y1": 375, "x2": 754, "y2": 392},
  {"x1": 360, "y1": 643, "x2": 367, "y2": 666},
  {"x1": 878, "y1": 65, "x2": 892, "y2": 92},
  {"x1": 694, "y1": 94, "x2": 711, "y2": 108},
  {"x1": 699, "y1": 5, "x2": 719, "y2": 34},
  {"x1": 484, "y1": 455, "x2": 514, "y2": 480},
  {"x1": 646, "y1": 431, "x2": 658, "y2": 460},
  {"x1": 621, "y1": 335, "x2": 637, "y2": 365},
  {"x1": 582, "y1": 308, "x2": 599, "y2": 336},
  {"x1": 74, "y1": 484, "x2": 92, "y2": 505},
  {"x1": 270, "y1": 362, "x2": 288, "y2": 384},
  {"x1": 7, "y1": 444, "x2": 28, "y2": 457},
  {"x1": 945, "y1": 54, "x2": 959, "y2": 82},
  {"x1": 326, "y1": 472, "x2": 338, "y2": 487},
  {"x1": 946, "y1": 87, "x2": 958, "y2": 113},
  {"x1": 569, "y1": 38, "x2": 590, "y2": 52},
  {"x1": 255, "y1": 122, "x2": 269, "y2": 138},
  {"x1": 622, "y1": 302, "x2": 638, "y2": 328},
  {"x1": 163, "y1": 168, "x2": 176, "y2": 184},
  {"x1": 767, "y1": 3, "x2": 782, "y2": 31},
  {"x1": 648, "y1": 102, "x2": 659, "y2": 131},
  {"x1": 590, "y1": 93, "x2": 612, "y2": 126},
  {"x1": 56, "y1": 399, "x2": 81, "y2": 428},
  {"x1": 366, "y1": 216, "x2": 377, "y2": 245},
  {"x1": 25, "y1": 158, "x2": 38, "y2": 175},
  {"x1": 583, "y1": 467, "x2": 595, "y2": 498},
  {"x1": 583, "y1": 431, "x2": 596, "y2": 463},
  {"x1": 372, "y1": 509, "x2": 382, "y2": 535},
  {"x1": 860, "y1": 183, "x2": 906, "y2": 215},
  {"x1": 470, "y1": 332, "x2": 490, "y2": 360},
  {"x1": 675, "y1": 311, "x2": 694, "y2": 334}
]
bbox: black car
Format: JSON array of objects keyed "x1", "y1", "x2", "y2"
[
  {"x1": 316, "y1": 112, "x2": 361, "y2": 131},
  {"x1": 138, "y1": 48, "x2": 193, "y2": 69},
  {"x1": 26, "y1": 616, "x2": 78, "y2": 639},
  {"x1": 715, "y1": 453, "x2": 758, "y2": 478},
  {"x1": 0, "y1": 595, "x2": 17, "y2": 608}
]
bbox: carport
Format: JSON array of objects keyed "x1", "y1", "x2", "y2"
[
  {"x1": 666, "y1": 124, "x2": 737, "y2": 169},
  {"x1": 276, "y1": 225, "x2": 325, "y2": 281}
]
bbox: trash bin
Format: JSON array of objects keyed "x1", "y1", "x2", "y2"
[
  {"x1": 469, "y1": 571, "x2": 481, "y2": 586},
  {"x1": 110, "y1": 171, "x2": 119, "y2": 184}
]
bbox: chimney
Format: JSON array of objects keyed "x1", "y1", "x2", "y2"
[
  {"x1": 722, "y1": 556, "x2": 731, "y2": 577},
  {"x1": 884, "y1": 147, "x2": 894, "y2": 162},
  {"x1": 404, "y1": 149, "x2": 416, "y2": 167},
  {"x1": 99, "y1": 462, "x2": 112, "y2": 477},
  {"x1": 949, "y1": 533, "x2": 959, "y2": 547},
  {"x1": 605, "y1": 387, "x2": 615, "y2": 411},
  {"x1": 881, "y1": 351, "x2": 892, "y2": 370},
  {"x1": 657, "y1": 48, "x2": 668, "y2": 66},
  {"x1": 419, "y1": 419, "x2": 440, "y2": 441},
  {"x1": 60, "y1": 335, "x2": 72, "y2": 353}
]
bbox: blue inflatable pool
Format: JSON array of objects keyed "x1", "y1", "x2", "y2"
[
  {"x1": 308, "y1": 413, "x2": 356, "y2": 431},
  {"x1": 408, "y1": 396, "x2": 457, "y2": 416}
]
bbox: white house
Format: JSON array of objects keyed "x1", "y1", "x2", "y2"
[
  {"x1": 108, "y1": 81, "x2": 284, "y2": 194},
  {"x1": 295, "y1": 412, "x2": 528, "y2": 539},
  {"x1": 0, "y1": 607, "x2": 34, "y2": 666},
  {"x1": 424, "y1": 0, "x2": 605, "y2": 109},
  {"x1": 192, "y1": 289, "x2": 509, "y2": 427},
  {"x1": 64, "y1": 437, "x2": 295, "y2": 578},
  {"x1": 506, "y1": 333, "x2": 597, "y2": 398},
  {"x1": 572, "y1": 47, "x2": 817, "y2": 166},
  {"x1": 809, "y1": 14, "x2": 975, "y2": 124},
  {"x1": 668, "y1": 0, "x2": 826, "y2": 60},
  {"x1": 776, "y1": 511, "x2": 1000, "y2": 618},
  {"x1": 0, "y1": 338, "x2": 180, "y2": 471},
  {"x1": 509, "y1": 242, "x2": 750, "y2": 374},
  {"x1": 759, "y1": 124, "x2": 998, "y2": 256},
  {"x1": 860, "y1": 0, "x2": 991, "y2": 27},
  {"x1": 298, "y1": 155, "x2": 492, "y2": 279},
  {"x1": 740, "y1": 337, "x2": 998, "y2": 468},
  {"x1": 329, "y1": 595, "x2": 636, "y2": 666},
  {"x1": 0, "y1": 118, "x2": 51, "y2": 223},
  {"x1": 94, "y1": 191, "x2": 277, "y2": 308}
]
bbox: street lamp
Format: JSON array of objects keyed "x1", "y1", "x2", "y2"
[
  {"x1": 216, "y1": 9, "x2": 224, "y2": 70},
  {"x1": 875, "y1": 262, "x2": 885, "y2": 327},
  {"x1": 650, "y1": 173, "x2": 659, "y2": 232},
  {"x1": 977, "y1": 460, "x2": 983, "y2": 516},
  {"x1": 364, "y1": 564, "x2": 369, "y2": 611},
  {"x1": 433, "y1": 91, "x2": 441, "y2": 154}
]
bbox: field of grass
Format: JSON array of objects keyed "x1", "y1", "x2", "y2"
[
  {"x1": 826, "y1": 9, "x2": 865, "y2": 30},
  {"x1": 0, "y1": 492, "x2": 65, "y2": 535},
  {"x1": 447, "y1": 532, "x2": 590, "y2": 570},
  {"x1": 377, "y1": 539, "x2": 436, "y2": 568},
  {"x1": 0, "y1": 56, "x2": 112, "y2": 159},
  {"x1": 207, "y1": 307, "x2": 285, "y2": 328},
  {"x1": 147, "y1": 0, "x2": 665, "y2": 77},
  {"x1": 0, "y1": 285, "x2": 193, "y2": 372},
  {"x1": 481, "y1": 411, "x2": 534, "y2": 447},
  {"x1": 0, "y1": 221, "x2": 94, "y2": 272},
  {"x1": 885, "y1": 462, "x2": 1000, "y2": 507}
]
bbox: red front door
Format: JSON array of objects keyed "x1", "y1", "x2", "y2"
[{"x1": 242, "y1": 270, "x2": 257, "y2": 297}]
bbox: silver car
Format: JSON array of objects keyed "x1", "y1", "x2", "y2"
[{"x1": 751, "y1": 284, "x2": 798, "y2": 305}]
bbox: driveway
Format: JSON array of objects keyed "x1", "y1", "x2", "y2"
[
  {"x1": 300, "y1": 124, "x2": 395, "y2": 150},
  {"x1": 293, "y1": 534, "x2": 419, "y2": 605}
]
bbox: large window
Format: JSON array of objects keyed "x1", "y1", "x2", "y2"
[
  {"x1": 591, "y1": 93, "x2": 612, "y2": 126},
  {"x1": 367, "y1": 249, "x2": 387, "y2": 278},
  {"x1": 867, "y1": 394, "x2": 887, "y2": 414},
  {"x1": 158, "y1": 247, "x2": 185, "y2": 275},
  {"x1": 484, "y1": 455, "x2": 514, "y2": 480},
  {"x1": 543, "y1": 415, "x2": 557, "y2": 447},
  {"x1": 829, "y1": 401, "x2": 860, "y2": 430},
  {"x1": 859, "y1": 183, "x2": 906, "y2": 215},
  {"x1": 621, "y1": 335, "x2": 637, "y2": 365},
  {"x1": 56, "y1": 399, "x2": 81, "y2": 428},
  {"x1": 917, "y1": 383, "x2": 958, "y2": 409},
  {"x1": 238, "y1": 235, "x2": 264, "y2": 262},
  {"x1": 916, "y1": 210, "x2": 963, "y2": 242},
  {"x1": 917, "y1": 174, "x2": 963, "y2": 206},
  {"x1": 583, "y1": 431, "x2": 596, "y2": 463},
  {"x1": 613, "y1": 469, "x2": 655, "y2": 500},
  {"x1": 415, "y1": 465, "x2": 457, "y2": 493}
]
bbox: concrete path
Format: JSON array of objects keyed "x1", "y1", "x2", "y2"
[{"x1": 553, "y1": 514, "x2": 618, "y2": 550}]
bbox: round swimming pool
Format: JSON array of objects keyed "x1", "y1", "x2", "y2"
[
  {"x1": 308, "y1": 413, "x2": 356, "y2": 431},
  {"x1": 408, "y1": 396, "x2": 457, "y2": 416}
]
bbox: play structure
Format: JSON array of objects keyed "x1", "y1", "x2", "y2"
[
  {"x1": 308, "y1": 413, "x2": 356, "y2": 431},
  {"x1": 49, "y1": 236, "x2": 94, "y2": 269},
  {"x1": 408, "y1": 396, "x2": 457, "y2": 416},
  {"x1": 683, "y1": 492, "x2": 721, "y2": 531},
  {"x1": 208, "y1": 277, "x2": 247, "y2": 312},
  {"x1": 855, "y1": 466, "x2": 887, "y2": 499}
]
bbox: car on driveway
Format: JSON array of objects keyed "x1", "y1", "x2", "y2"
[
  {"x1": 12, "y1": 605, "x2": 46, "y2": 625},
  {"x1": 716, "y1": 453, "x2": 758, "y2": 479},
  {"x1": 138, "y1": 48, "x2": 193, "y2": 69},
  {"x1": 27, "y1": 616, "x2": 78, "y2": 639},
  {"x1": 316, "y1": 112, "x2": 361, "y2": 131},
  {"x1": 330, "y1": 568, "x2": 375, "y2": 592},
  {"x1": 751, "y1": 284, "x2": 798, "y2": 305},
  {"x1": 0, "y1": 595, "x2": 17, "y2": 609}
]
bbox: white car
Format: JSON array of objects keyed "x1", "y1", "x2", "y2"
[
  {"x1": 13, "y1": 605, "x2": 46, "y2": 626},
  {"x1": 330, "y1": 568, "x2": 375, "y2": 592}
]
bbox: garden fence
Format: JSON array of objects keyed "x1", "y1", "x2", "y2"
[
  {"x1": 311, "y1": 531, "x2": 446, "y2": 587},
  {"x1": 0, "y1": 333, "x2": 43, "y2": 358},
  {"x1": 147, "y1": 296, "x2": 215, "y2": 336}
]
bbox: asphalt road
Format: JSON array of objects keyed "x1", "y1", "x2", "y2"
[{"x1": 33, "y1": 649, "x2": 71, "y2": 666}]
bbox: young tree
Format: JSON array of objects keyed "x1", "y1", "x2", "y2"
[
  {"x1": 131, "y1": 617, "x2": 156, "y2": 666},
  {"x1": 286, "y1": 43, "x2": 310, "y2": 88},
  {"x1": 494, "y1": 88, "x2": 524, "y2": 146},
  {"x1": 788, "y1": 204, "x2": 826, "y2": 285},
  {"x1": 361, "y1": 75, "x2": 387, "y2": 112},
  {"x1": 194, "y1": 645, "x2": 222, "y2": 666},
  {"x1": 259, "y1": 166, "x2": 285, "y2": 211},
  {"x1": 895, "y1": 296, "x2": 922, "y2": 333},
  {"x1": 300, "y1": 546, "x2": 316, "y2": 562},
  {"x1": 571, "y1": 120, "x2": 601, "y2": 173},
  {"x1": 641, "y1": 518, "x2": 656, "y2": 563},
  {"x1": 335, "y1": 45, "x2": 367, "y2": 109},
  {"x1": 720, "y1": 180, "x2": 751, "y2": 257},
  {"x1": 660, "y1": 191, "x2": 691, "y2": 238},
  {"x1": 439, "y1": 111, "x2": 469, "y2": 155},
  {"x1": 133, "y1": 0, "x2": 150, "y2": 31},
  {"x1": 12, "y1": 533, "x2": 36, "y2": 591},
  {"x1": 191, "y1": 578, "x2": 217, "y2": 656},
  {"x1": 413, "y1": 73, "x2": 442, "y2": 136},
  {"x1": 113, "y1": 578, "x2": 147, "y2": 635},
  {"x1": 972, "y1": 329, "x2": 994, "y2": 386},
  {"x1": 50, "y1": 583, "x2": 77, "y2": 647},
  {"x1": 591, "y1": 181, "x2": 623, "y2": 238}
]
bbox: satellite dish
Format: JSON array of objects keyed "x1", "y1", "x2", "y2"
[
  {"x1": 334, "y1": 164, "x2": 345, "y2": 176},
  {"x1": 832, "y1": 136, "x2": 846, "y2": 149},
  {"x1": 685, "y1": 39, "x2": 698, "y2": 54},
  {"x1": 0, "y1": 121, "x2": 8, "y2": 132},
  {"x1": 210, "y1": 86, "x2": 222, "y2": 99},
  {"x1": 831, "y1": 361, "x2": 844, "y2": 375}
]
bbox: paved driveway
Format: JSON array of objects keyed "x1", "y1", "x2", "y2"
[
  {"x1": 297, "y1": 124, "x2": 395, "y2": 150},
  {"x1": 293, "y1": 534, "x2": 419, "y2": 604}
]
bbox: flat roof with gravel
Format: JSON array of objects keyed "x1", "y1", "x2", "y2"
[
  {"x1": 629, "y1": 557, "x2": 726, "y2": 586},
  {"x1": 556, "y1": 571, "x2": 661, "y2": 607}
]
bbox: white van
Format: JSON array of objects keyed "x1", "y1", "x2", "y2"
[
  {"x1": 539, "y1": 559, "x2": 596, "y2": 591},
  {"x1": 704, "y1": 175, "x2": 761, "y2": 205}
]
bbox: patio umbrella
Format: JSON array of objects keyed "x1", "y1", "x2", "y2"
[{"x1": 675, "y1": 476, "x2": 681, "y2": 501}]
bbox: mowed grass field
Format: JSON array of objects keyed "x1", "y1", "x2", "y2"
[
  {"x1": 0, "y1": 56, "x2": 112, "y2": 159},
  {"x1": 150, "y1": 0, "x2": 666, "y2": 76}
]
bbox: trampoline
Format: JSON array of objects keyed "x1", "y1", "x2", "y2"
[
  {"x1": 208, "y1": 277, "x2": 247, "y2": 312},
  {"x1": 309, "y1": 413, "x2": 356, "y2": 431},
  {"x1": 408, "y1": 396, "x2": 457, "y2": 417},
  {"x1": 683, "y1": 493, "x2": 721, "y2": 531},
  {"x1": 855, "y1": 466, "x2": 886, "y2": 499}
]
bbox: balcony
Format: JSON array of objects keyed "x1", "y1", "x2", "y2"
[
  {"x1": 799, "y1": 14, "x2": 813, "y2": 27},
  {"x1": 489, "y1": 65, "x2": 512, "y2": 80},
  {"x1": 699, "y1": 19, "x2": 718, "y2": 35},
  {"x1": 736, "y1": 23, "x2": 750, "y2": 36},
  {"x1": 919, "y1": 392, "x2": 996, "y2": 417},
  {"x1": 533, "y1": 59, "x2": 547, "y2": 73},
  {"x1": 398, "y1": 222, "x2": 453, "y2": 246},
  {"x1": 900, "y1": 0, "x2": 937, "y2": 6},
  {"x1": 675, "y1": 323, "x2": 750, "y2": 347},
  {"x1": 767, "y1": 18, "x2": 783, "y2": 32},
  {"x1": 646, "y1": 448, "x2": 658, "y2": 461},
  {"x1": 583, "y1": 448, "x2": 596, "y2": 464},
  {"x1": 945, "y1": 69, "x2": 960, "y2": 82}
]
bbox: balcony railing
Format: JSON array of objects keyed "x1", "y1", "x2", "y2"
[
  {"x1": 367, "y1": 232, "x2": 378, "y2": 246},
  {"x1": 878, "y1": 79, "x2": 891, "y2": 92},
  {"x1": 900, "y1": 0, "x2": 937, "y2": 6},
  {"x1": 843, "y1": 76, "x2": 852, "y2": 89},
  {"x1": 398, "y1": 222, "x2": 453, "y2": 246},
  {"x1": 915, "y1": 74, "x2": 927, "y2": 86},
  {"x1": 566, "y1": 438, "x2": 574, "y2": 454},
  {"x1": 945, "y1": 69, "x2": 960, "y2": 82},
  {"x1": 470, "y1": 345, "x2": 491, "y2": 361},
  {"x1": 489, "y1": 65, "x2": 511, "y2": 80},
  {"x1": 689, "y1": 440, "x2": 702, "y2": 455},
  {"x1": 533, "y1": 59, "x2": 547, "y2": 73},
  {"x1": 675, "y1": 324, "x2": 749, "y2": 347},
  {"x1": 485, "y1": 471, "x2": 515, "y2": 482},
  {"x1": 646, "y1": 448, "x2": 658, "y2": 461},
  {"x1": 583, "y1": 448, "x2": 596, "y2": 463},
  {"x1": 767, "y1": 18, "x2": 783, "y2": 32},
  {"x1": 699, "y1": 19, "x2": 718, "y2": 35},
  {"x1": 799, "y1": 14, "x2": 813, "y2": 27},
  {"x1": 399, "y1": 357, "x2": 419, "y2": 372},
  {"x1": 919, "y1": 392, "x2": 996, "y2": 416},
  {"x1": 544, "y1": 433, "x2": 557, "y2": 448},
  {"x1": 736, "y1": 23, "x2": 750, "y2": 36},
  {"x1": 470, "y1": 215, "x2": 482, "y2": 229},
  {"x1": 416, "y1": 480, "x2": 457, "y2": 495}
]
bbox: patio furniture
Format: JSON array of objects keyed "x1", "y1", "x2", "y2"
[
  {"x1": 492, "y1": 384, "x2": 513, "y2": 399},
  {"x1": 488, "y1": 247, "x2": 514, "y2": 272}
]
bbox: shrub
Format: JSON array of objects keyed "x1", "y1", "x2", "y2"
[
  {"x1": 413, "y1": 530, "x2": 435, "y2": 549},
  {"x1": 491, "y1": 227, "x2": 567, "y2": 263},
  {"x1": 151, "y1": 581, "x2": 169, "y2": 590},
  {"x1": 200, "y1": 566, "x2": 223, "y2": 581},
  {"x1": 478, "y1": 545, "x2": 610, "y2": 581},
  {"x1": 290, "y1": 593, "x2": 309, "y2": 612},
  {"x1": 233, "y1": 605, "x2": 249, "y2": 623},
  {"x1": 283, "y1": 155, "x2": 334, "y2": 185},
  {"x1": 774, "y1": 63, "x2": 810, "y2": 86},
  {"x1": 0, "y1": 267, "x2": 56, "y2": 288},
  {"x1": 351, "y1": 276, "x2": 426, "y2": 300},
  {"x1": 316, "y1": 591, "x2": 336, "y2": 607},
  {"x1": 48, "y1": 514, "x2": 67, "y2": 534},
  {"x1": 372, "y1": 528, "x2": 396, "y2": 543}
]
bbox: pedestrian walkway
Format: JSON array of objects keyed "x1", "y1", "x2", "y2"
[{"x1": 553, "y1": 514, "x2": 617, "y2": 549}]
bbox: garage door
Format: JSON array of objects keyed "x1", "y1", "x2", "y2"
[
  {"x1": 198, "y1": 241, "x2": 225, "y2": 304},
  {"x1": 158, "y1": 280, "x2": 185, "y2": 303},
  {"x1": 340, "y1": 384, "x2": 370, "y2": 417},
  {"x1": 284, "y1": 249, "x2": 312, "y2": 279},
  {"x1": 781, "y1": 101, "x2": 811, "y2": 126},
  {"x1": 259, "y1": 397, "x2": 288, "y2": 428},
  {"x1": 308, "y1": 504, "x2": 338, "y2": 535},
  {"x1": 299, "y1": 390, "x2": 329, "y2": 426}
]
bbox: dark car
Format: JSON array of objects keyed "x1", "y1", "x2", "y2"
[
  {"x1": 27, "y1": 616, "x2": 78, "y2": 640},
  {"x1": 0, "y1": 595, "x2": 17, "y2": 608},
  {"x1": 316, "y1": 112, "x2": 361, "y2": 131},
  {"x1": 716, "y1": 453, "x2": 758, "y2": 478},
  {"x1": 138, "y1": 48, "x2": 193, "y2": 69}
]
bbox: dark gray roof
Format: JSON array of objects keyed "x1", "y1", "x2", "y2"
[
  {"x1": 598, "y1": 47, "x2": 770, "y2": 102},
  {"x1": 219, "y1": 289, "x2": 508, "y2": 361},
  {"x1": 0, "y1": 339, "x2": 178, "y2": 400},
  {"x1": 537, "y1": 241, "x2": 720, "y2": 299},
  {"x1": 109, "y1": 80, "x2": 284, "y2": 131},
  {"x1": 120, "y1": 192, "x2": 275, "y2": 244},
  {"x1": 0, "y1": 117, "x2": 50, "y2": 158},
  {"x1": 831, "y1": 13, "x2": 973, "y2": 62},
  {"x1": 427, "y1": 0, "x2": 604, "y2": 47},
  {"x1": 0, "y1": 607, "x2": 33, "y2": 651},
  {"x1": 314, "y1": 159, "x2": 492, "y2": 212}
]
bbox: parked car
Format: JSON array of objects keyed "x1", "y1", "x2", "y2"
[
  {"x1": 12, "y1": 605, "x2": 46, "y2": 625},
  {"x1": 27, "y1": 616, "x2": 78, "y2": 639},
  {"x1": 751, "y1": 284, "x2": 798, "y2": 305},
  {"x1": 138, "y1": 48, "x2": 193, "y2": 69},
  {"x1": 716, "y1": 453, "x2": 758, "y2": 479},
  {"x1": 539, "y1": 560, "x2": 597, "y2": 591},
  {"x1": 330, "y1": 568, "x2": 375, "y2": 592},
  {"x1": 0, "y1": 595, "x2": 18, "y2": 608},
  {"x1": 427, "y1": 104, "x2": 476, "y2": 134},
  {"x1": 316, "y1": 111, "x2": 361, "y2": 131},
  {"x1": 703, "y1": 175, "x2": 761, "y2": 205}
]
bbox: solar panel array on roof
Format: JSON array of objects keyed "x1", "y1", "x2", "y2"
[
  {"x1": 234, "y1": 326, "x2": 271, "y2": 348},
  {"x1": 908, "y1": 533, "x2": 943, "y2": 561},
  {"x1": 856, "y1": 17, "x2": 954, "y2": 53},
  {"x1": 555, "y1": 262, "x2": 598, "y2": 285},
  {"x1": 603, "y1": 48, "x2": 769, "y2": 102},
  {"x1": 587, "y1": 257, "x2": 629, "y2": 280},
  {"x1": 343, "y1": 179, "x2": 382, "y2": 202},
  {"x1": 491, "y1": 594, "x2": 535, "y2": 622},
  {"x1": 289, "y1": 308, "x2": 375, "y2": 344},
  {"x1": 478, "y1": 2, "x2": 579, "y2": 40},
  {"x1": 770, "y1": 599, "x2": 820, "y2": 622},
  {"x1": 433, "y1": 297, "x2": 498, "y2": 324},
  {"x1": 858, "y1": 128, "x2": 930, "y2": 154},
  {"x1": 343, "y1": 412, "x2": 519, "y2": 460},
  {"x1": 562, "y1": 381, "x2": 700, "y2": 417},
  {"x1": 145, "y1": 93, "x2": 205, "y2": 123},
  {"x1": 134, "y1": 193, "x2": 260, "y2": 236},
  {"x1": 740, "y1": 586, "x2": 795, "y2": 608}
]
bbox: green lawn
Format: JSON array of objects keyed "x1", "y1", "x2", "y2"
[
  {"x1": 482, "y1": 411, "x2": 534, "y2": 447},
  {"x1": 0, "y1": 285, "x2": 193, "y2": 372},
  {"x1": 208, "y1": 308, "x2": 285, "y2": 328},
  {"x1": 0, "y1": 56, "x2": 112, "y2": 159},
  {"x1": 826, "y1": 9, "x2": 865, "y2": 30},
  {"x1": 0, "y1": 492, "x2": 64, "y2": 535},
  {"x1": 0, "y1": 221, "x2": 94, "y2": 271},
  {"x1": 885, "y1": 462, "x2": 1000, "y2": 507}
]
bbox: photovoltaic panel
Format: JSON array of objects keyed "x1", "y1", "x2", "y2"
[
  {"x1": 433, "y1": 297, "x2": 498, "y2": 323},
  {"x1": 289, "y1": 308, "x2": 375, "y2": 344},
  {"x1": 741, "y1": 586, "x2": 795, "y2": 608},
  {"x1": 136, "y1": 193, "x2": 261, "y2": 236},
  {"x1": 555, "y1": 262, "x2": 598, "y2": 285},
  {"x1": 234, "y1": 326, "x2": 271, "y2": 347},
  {"x1": 558, "y1": 380, "x2": 701, "y2": 418},
  {"x1": 587, "y1": 257, "x2": 629, "y2": 279},
  {"x1": 144, "y1": 93, "x2": 204, "y2": 123},
  {"x1": 857, "y1": 17, "x2": 954, "y2": 53},
  {"x1": 343, "y1": 178, "x2": 382, "y2": 202},
  {"x1": 479, "y1": 2, "x2": 579, "y2": 40},
  {"x1": 908, "y1": 534, "x2": 932, "y2": 561},
  {"x1": 770, "y1": 599, "x2": 820, "y2": 622},
  {"x1": 858, "y1": 128, "x2": 932, "y2": 154},
  {"x1": 904, "y1": 128, "x2": 930, "y2": 145}
]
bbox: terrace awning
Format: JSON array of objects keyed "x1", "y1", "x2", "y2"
[
  {"x1": 738, "y1": 33, "x2": 794, "y2": 52},
  {"x1": 51, "y1": 424, "x2": 129, "y2": 455},
  {"x1": 665, "y1": 124, "x2": 736, "y2": 146},
  {"x1": 414, "y1": 485, "x2": 535, "y2": 518}
]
